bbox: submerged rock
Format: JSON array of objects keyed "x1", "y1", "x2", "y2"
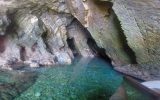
[
  {"x1": 110, "y1": 85, "x2": 127, "y2": 100},
  {"x1": 0, "y1": 69, "x2": 38, "y2": 100}
]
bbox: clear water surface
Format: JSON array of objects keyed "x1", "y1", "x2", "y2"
[
  {"x1": 0, "y1": 57, "x2": 123, "y2": 100},
  {"x1": 15, "y1": 57, "x2": 123, "y2": 100}
]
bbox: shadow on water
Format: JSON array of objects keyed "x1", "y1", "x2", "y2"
[{"x1": 0, "y1": 69, "x2": 38, "y2": 100}]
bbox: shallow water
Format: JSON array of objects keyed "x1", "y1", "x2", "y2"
[{"x1": 13, "y1": 57, "x2": 123, "y2": 100}]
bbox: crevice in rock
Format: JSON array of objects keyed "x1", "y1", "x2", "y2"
[
  {"x1": 6, "y1": 10, "x2": 17, "y2": 36},
  {"x1": 81, "y1": 25, "x2": 112, "y2": 63},
  {"x1": 20, "y1": 46, "x2": 26, "y2": 61},
  {"x1": 72, "y1": 19, "x2": 112, "y2": 63},
  {"x1": 67, "y1": 37, "x2": 80, "y2": 57},
  {"x1": 41, "y1": 32, "x2": 53, "y2": 54},
  {"x1": 0, "y1": 36, "x2": 6, "y2": 53},
  {"x1": 31, "y1": 42, "x2": 37, "y2": 52},
  {"x1": 113, "y1": 11, "x2": 138, "y2": 64},
  {"x1": 67, "y1": 17, "x2": 112, "y2": 63},
  {"x1": 96, "y1": 0, "x2": 137, "y2": 64},
  {"x1": 87, "y1": 38, "x2": 112, "y2": 63},
  {"x1": 93, "y1": 0, "x2": 113, "y2": 11}
]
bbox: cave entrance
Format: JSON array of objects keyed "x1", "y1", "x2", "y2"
[
  {"x1": 67, "y1": 37, "x2": 79, "y2": 57},
  {"x1": 66, "y1": 17, "x2": 112, "y2": 63},
  {"x1": 87, "y1": 38, "x2": 112, "y2": 63}
]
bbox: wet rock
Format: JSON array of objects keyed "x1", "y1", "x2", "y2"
[
  {"x1": 7, "y1": 57, "x2": 18, "y2": 65},
  {"x1": 30, "y1": 62, "x2": 39, "y2": 68},
  {"x1": 114, "y1": 64, "x2": 151, "y2": 81},
  {"x1": 39, "y1": 60, "x2": 53, "y2": 66},
  {"x1": 55, "y1": 51, "x2": 72, "y2": 64}
]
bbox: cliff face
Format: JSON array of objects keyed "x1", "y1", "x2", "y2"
[
  {"x1": 0, "y1": 0, "x2": 160, "y2": 80},
  {"x1": 0, "y1": 0, "x2": 94, "y2": 69}
]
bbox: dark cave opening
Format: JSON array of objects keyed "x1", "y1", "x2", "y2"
[
  {"x1": 82, "y1": 27, "x2": 112, "y2": 63},
  {"x1": 76, "y1": 19, "x2": 112, "y2": 63},
  {"x1": 41, "y1": 32, "x2": 53, "y2": 54},
  {"x1": 20, "y1": 46, "x2": 26, "y2": 61},
  {"x1": 67, "y1": 18, "x2": 112, "y2": 63},
  {"x1": 87, "y1": 38, "x2": 112, "y2": 63},
  {"x1": 67, "y1": 37, "x2": 80, "y2": 57},
  {"x1": 6, "y1": 10, "x2": 17, "y2": 35},
  {"x1": 0, "y1": 36, "x2": 6, "y2": 53}
]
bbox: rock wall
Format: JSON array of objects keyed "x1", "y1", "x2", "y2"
[
  {"x1": 112, "y1": 0, "x2": 160, "y2": 80},
  {"x1": 66, "y1": 0, "x2": 160, "y2": 80},
  {"x1": 0, "y1": 0, "x2": 94, "y2": 68},
  {"x1": 0, "y1": 0, "x2": 160, "y2": 80}
]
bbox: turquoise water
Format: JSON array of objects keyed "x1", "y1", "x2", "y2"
[{"x1": 0, "y1": 57, "x2": 123, "y2": 100}]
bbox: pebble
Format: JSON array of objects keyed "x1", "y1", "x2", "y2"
[{"x1": 35, "y1": 92, "x2": 41, "y2": 97}]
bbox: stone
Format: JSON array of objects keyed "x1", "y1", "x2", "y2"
[
  {"x1": 35, "y1": 92, "x2": 41, "y2": 97},
  {"x1": 55, "y1": 51, "x2": 72, "y2": 65},
  {"x1": 39, "y1": 59, "x2": 54, "y2": 66},
  {"x1": 30, "y1": 62, "x2": 39, "y2": 68}
]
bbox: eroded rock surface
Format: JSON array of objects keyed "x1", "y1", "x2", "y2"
[
  {"x1": 112, "y1": 0, "x2": 160, "y2": 80},
  {"x1": 66, "y1": 0, "x2": 160, "y2": 80},
  {"x1": 0, "y1": 0, "x2": 94, "y2": 69},
  {"x1": 66, "y1": 0, "x2": 135, "y2": 67}
]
